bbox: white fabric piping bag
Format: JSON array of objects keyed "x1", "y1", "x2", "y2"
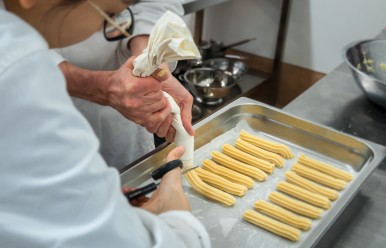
[{"x1": 132, "y1": 11, "x2": 201, "y2": 171}]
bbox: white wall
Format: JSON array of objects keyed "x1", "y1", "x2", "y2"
[{"x1": 194, "y1": 0, "x2": 386, "y2": 73}]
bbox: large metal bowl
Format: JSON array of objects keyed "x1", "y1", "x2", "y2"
[
  {"x1": 183, "y1": 68, "x2": 236, "y2": 105},
  {"x1": 343, "y1": 39, "x2": 386, "y2": 108},
  {"x1": 202, "y1": 58, "x2": 248, "y2": 80}
]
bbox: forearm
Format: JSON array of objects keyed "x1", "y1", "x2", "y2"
[
  {"x1": 128, "y1": 35, "x2": 149, "y2": 56},
  {"x1": 59, "y1": 61, "x2": 113, "y2": 106}
]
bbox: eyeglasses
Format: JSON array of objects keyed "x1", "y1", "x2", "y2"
[{"x1": 87, "y1": 1, "x2": 135, "y2": 42}]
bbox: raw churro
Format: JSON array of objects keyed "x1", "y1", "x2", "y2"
[
  {"x1": 269, "y1": 192, "x2": 324, "y2": 219},
  {"x1": 195, "y1": 167, "x2": 247, "y2": 196},
  {"x1": 222, "y1": 144, "x2": 275, "y2": 174},
  {"x1": 211, "y1": 151, "x2": 267, "y2": 181},
  {"x1": 254, "y1": 200, "x2": 312, "y2": 231},
  {"x1": 240, "y1": 130, "x2": 294, "y2": 159},
  {"x1": 277, "y1": 181, "x2": 331, "y2": 209},
  {"x1": 243, "y1": 209, "x2": 302, "y2": 241},
  {"x1": 298, "y1": 154, "x2": 353, "y2": 182},
  {"x1": 292, "y1": 163, "x2": 347, "y2": 190},
  {"x1": 185, "y1": 170, "x2": 236, "y2": 206},
  {"x1": 235, "y1": 138, "x2": 285, "y2": 167},
  {"x1": 202, "y1": 159, "x2": 254, "y2": 189},
  {"x1": 285, "y1": 171, "x2": 339, "y2": 201}
]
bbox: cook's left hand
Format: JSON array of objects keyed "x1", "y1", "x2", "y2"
[
  {"x1": 140, "y1": 146, "x2": 191, "y2": 214},
  {"x1": 155, "y1": 64, "x2": 194, "y2": 142}
]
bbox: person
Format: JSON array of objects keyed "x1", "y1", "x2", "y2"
[
  {"x1": 54, "y1": 0, "x2": 194, "y2": 169},
  {"x1": 0, "y1": 0, "x2": 210, "y2": 247}
]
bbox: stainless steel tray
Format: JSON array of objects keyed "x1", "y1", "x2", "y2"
[{"x1": 120, "y1": 97, "x2": 386, "y2": 248}]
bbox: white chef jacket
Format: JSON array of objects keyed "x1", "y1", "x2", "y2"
[
  {"x1": 53, "y1": 0, "x2": 185, "y2": 170},
  {"x1": 0, "y1": 7, "x2": 209, "y2": 248}
]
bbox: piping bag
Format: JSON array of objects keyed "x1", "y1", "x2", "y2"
[{"x1": 132, "y1": 11, "x2": 201, "y2": 172}]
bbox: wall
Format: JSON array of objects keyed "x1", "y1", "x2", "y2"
[{"x1": 194, "y1": 0, "x2": 386, "y2": 73}]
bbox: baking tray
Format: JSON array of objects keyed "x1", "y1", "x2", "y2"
[{"x1": 120, "y1": 97, "x2": 386, "y2": 248}]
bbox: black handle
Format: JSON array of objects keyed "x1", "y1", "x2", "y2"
[
  {"x1": 151, "y1": 159, "x2": 183, "y2": 180},
  {"x1": 125, "y1": 183, "x2": 158, "y2": 201},
  {"x1": 220, "y1": 37, "x2": 257, "y2": 51},
  {"x1": 125, "y1": 160, "x2": 183, "y2": 201}
]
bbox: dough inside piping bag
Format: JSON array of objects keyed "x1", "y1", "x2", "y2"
[
  {"x1": 132, "y1": 11, "x2": 201, "y2": 170},
  {"x1": 164, "y1": 92, "x2": 194, "y2": 169}
]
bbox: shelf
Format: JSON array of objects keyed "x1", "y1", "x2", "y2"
[
  {"x1": 183, "y1": 0, "x2": 231, "y2": 14},
  {"x1": 182, "y1": 0, "x2": 292, "y2": 105}
]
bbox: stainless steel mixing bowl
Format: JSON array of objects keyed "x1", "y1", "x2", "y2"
[
  {"x1": 183, "y1": 68, "x2": 236, "y2": 105},
  {"x1": 343, "y1": 39, "x2": 386, "y2": 108},
  {"x1": 202, "y1": 58, "x2": 248, "y2": 80}
]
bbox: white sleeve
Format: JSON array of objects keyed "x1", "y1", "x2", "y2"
[
  {"x1": 131, "y1": 0, "x2": 184, "y2": 37},
  {"x1": 49, "y1": 49, "x2": 67, "y2": 66},
  {"x1": 160, "y1": 211, "x2": 211, "y2": 248},
  {"x1": 119, "y1": 0, "x2": 185, "y2": 54},
  {"x1": 0, "y1": 17, "x2": 209, "y2": 248}
]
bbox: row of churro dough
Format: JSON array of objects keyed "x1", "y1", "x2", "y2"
[
  {"x1": 185, "y1": 130, "x2": 295, "y2": 206},
  {"x1": 185, "y1": 130, "x2": 353, "y2": 242},
  {"x1": 244, "y1": 152, "x2": 353, "y2": 242},
  {"x1": 185, "y1": 131, "x2": 304, "y2": 240}
]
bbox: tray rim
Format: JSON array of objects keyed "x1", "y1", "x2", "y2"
[{"x1": 120, "y1": 97, "x2": 386, "y2": 247}]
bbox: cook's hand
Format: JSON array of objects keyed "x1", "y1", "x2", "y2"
[
  {"x1": 121, "y1": 187, "x2": 149, "y2": 207},
  {"x1": 107, "y1": 57, "x2": 171, "y2": 133},
  {"x1": 155, "y1": 64, "x2": 194, "y2": 142},
  {"x1": 141, "y1": 146, "x2": 191, "y2": 214}
]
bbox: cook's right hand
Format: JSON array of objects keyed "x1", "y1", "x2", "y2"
[
  {"x1": 107, "y1": 56, "x2": 171, "y2": 132},
  {"x1": 141, "y1": 146, "x2": 191, "y2": 214}
]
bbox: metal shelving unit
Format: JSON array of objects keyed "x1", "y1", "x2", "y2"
[
  {"x1": 183, "y1": 0, "x2": 292, "y2": 106},
  {"x1": 183, "y1": 0, "x2": 230, "y2": 14}
]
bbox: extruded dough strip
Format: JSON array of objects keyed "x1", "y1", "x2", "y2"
[
  {"x1": 235, "y1": 138, "x2": 285, "y2": 168},
  {"x1": 292, "y1": 163, "x2": 347, "y2": 190},
  {"x1": 243, "y1": 209, "x2": 302, "y2": 241},
  {"x1": 298, "y1": 154, "x2": 353, "y2": 182},
  {"x1": 240, "y1": 130, "x2": 294, "y2": 159},
  {"x1": 277, "y1": 181, "x2": 331, "y2": 209},
  {"x1": 195, "y1": 167, "x2": 247, "y2": 196},
  {"x1": 211, "y1": 151, "x2": 267, "y2": 181},
  {"x1": 285, "y1": 171, "x2": 339, "y2": 201},
  {"x1": 202, "y1": 159, "x2": 254, "y2": 188},
  {"x1": 222, "y1": 144, "x2": 275, "y2": 174},
  {"x1": 269, "y1": 192, "x2": 323, "y2": 219},
  {"x1": 185, "y1": 170, "x2": 236, "y2": 206},
  {"x1": 254, "y1": 200, "x2": 312, "y2": 231}
]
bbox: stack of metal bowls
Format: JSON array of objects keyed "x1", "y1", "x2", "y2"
[
  {"x1": 202, "y1": 58, "x2": 248, "y2": 80},
  {"x1": 182, "y1": 58, "x2": 248, "y2": 105},
  {"x1": 343, "y1": 39, "x2": 386, "y2": 108},
  {"x1": 183, "y1": 68, "x2": 236, "y2": 105}
]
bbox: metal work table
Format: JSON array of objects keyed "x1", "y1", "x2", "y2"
[{"x1": 284, "y1": 29, "x2": 386, "y2": 248}]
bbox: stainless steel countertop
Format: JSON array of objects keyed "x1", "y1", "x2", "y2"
[{"x1": 284, "y1": 29, "x2": 386, "y2": 248}]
